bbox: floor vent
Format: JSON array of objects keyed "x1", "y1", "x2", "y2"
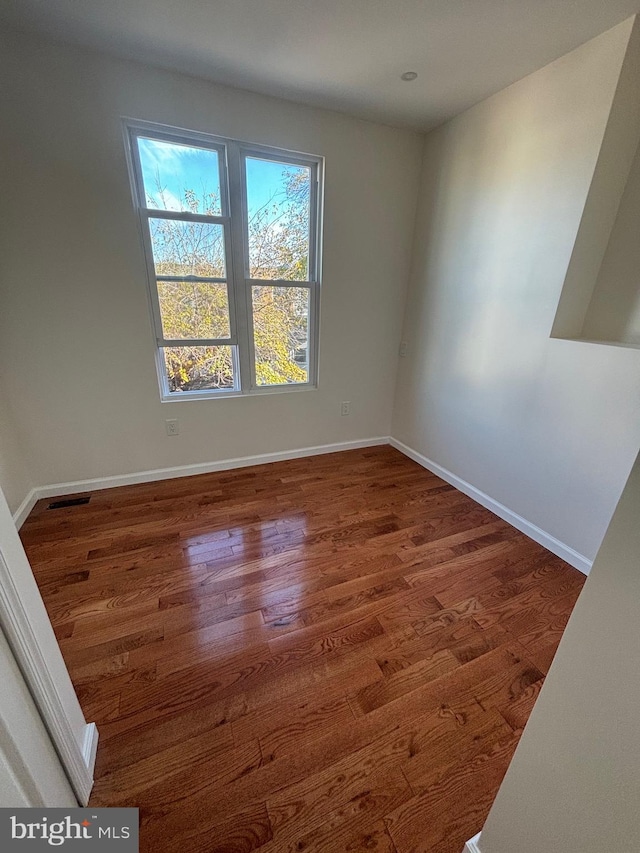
[{"x1": 47, "y1": 496, "x2": 91, "y2": 510}]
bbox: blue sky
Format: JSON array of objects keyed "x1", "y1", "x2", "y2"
[{"x1": 137, "y1": 137, "x2": 307, "y2": 216}]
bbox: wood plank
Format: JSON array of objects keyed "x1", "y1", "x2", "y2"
[
  {"x1": 385, "y1": 730, "x2": 521, "y2": 853},
  {"x1": 351, "y1": 650, "x2": 460, "y2": 716},
  {"x1": 18, "y1": 445, "x2": 585, "y2": 853},
  {"x1": 233, "y1": 695, "x2": 355, "y2": 762},
  {"x1": 92, "y1": 725, "x2": 250, "y2": 803},
  {"x1": 142, "y1": 801, "x2": 272, "y2": 853}
]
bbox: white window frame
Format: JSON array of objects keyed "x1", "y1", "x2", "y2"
[{"x1": 122, "y1": 119, "x2": 323, "y2": 401}]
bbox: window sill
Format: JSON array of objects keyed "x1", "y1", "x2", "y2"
[{"x1": 160, "y1": 384, "x2": 318, "y2": 402}]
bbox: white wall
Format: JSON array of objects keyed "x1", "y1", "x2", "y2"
[
  {"x1": 0, "y1": 386, "x2": 33, "y2": 516},
  {"x1": 393, "y1": 19, "x2": 640, "y2": 563},
  {"x1": 477, "y1": 448, "x2": 640, "y2": 853},
  {"x1": 0, "y1": 29, "x2": 422, "y2": 491},
  {"x1": 582, "y1": 133, "x2": 640, "y2": 344},
  {"x1": 550, "y1": 17, "x2": 640, "y2": 344}
]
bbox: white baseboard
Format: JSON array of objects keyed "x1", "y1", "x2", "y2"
[
  {"x1": 389, "y1": 438, "x2": 592, "y2": 576},
  {"x1": 12, "y1": 489, "x2": 38, "y2": 531},
  {"x1": 14, "y1": 438, "x2": 389, "y2": 526},
  {"x1": 14, "y1": 436, "x2": 593, "y2": 577},
  {"x1": 463, "y1": 833, "x2": 483, "y2": 853}
]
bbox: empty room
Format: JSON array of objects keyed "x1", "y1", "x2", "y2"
[{"x1": 1, "y1": 2, "x2": 640, "y2": 852}]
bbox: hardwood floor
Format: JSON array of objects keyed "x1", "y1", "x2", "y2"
[{"x1": 21, "y1": 446, "x2": 585, "y2": 853}]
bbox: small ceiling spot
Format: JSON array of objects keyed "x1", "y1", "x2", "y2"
[{"x1": 401, "y1": 71, "x2": 418, "y2": 82}]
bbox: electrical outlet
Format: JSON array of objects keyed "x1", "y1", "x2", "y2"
[
  {"x1": 165, "y1": 419, "x2": 180, "y2": 436},
  {"x1": 341, "y1": 401, "x2": 351, "y2": 416},
  {"x1": 399, "y1": 341, "x2": 408, "y2": 358}
]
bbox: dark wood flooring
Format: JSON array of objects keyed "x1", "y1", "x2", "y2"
[{"x1": 20, "y1": 446, "x2": 585, "y2": 853}]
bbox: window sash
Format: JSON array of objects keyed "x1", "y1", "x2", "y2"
[
  {"x1": 141, "y1": 212, "x2": 238, "y2": 349},
  {"x1": 124, "y1": 120, "x2": 322, "y2": 398},
  {"x1": 141, "y1": 208, "x2": 229, "y2": 227},
  {"x1": 246, "y1": 282, "x2": 318, "y2": 390},
  {"x1": 240, "y1": 148, "x2": 319, "y2": 284},
  {"x1": 133, "y1": 129, "x2": 229, "y2": 217},
  {"x1": 158, "y1": 345, "x2": 240, "y2": 396}
]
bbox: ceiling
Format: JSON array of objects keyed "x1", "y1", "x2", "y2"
[{"x1": 2, "y1": 0, "x2": 639, "y2": 130}]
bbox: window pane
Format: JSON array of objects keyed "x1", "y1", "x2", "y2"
[
  {"x1": 137, "y1": 137, "x2": 222, "y2": 215},
  {"x1": 252, "y1": 286, "x2": 309, "y2": 385},
  {"x1": 162, "y1": 346, "x2": 234, "y2": 392},
  {"x1": 158, "y1": 281, "x2": 230, "y2": 339},
  {"x1": 245, "y1": 157, "x2": 311, "y2": 281},
  {"x1": 149, "y1": 218, "x2": 226, "y2": 278}
]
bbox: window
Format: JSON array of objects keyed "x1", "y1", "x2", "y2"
[{"x1": 124, "y1": 120, "x2": 323, "y2": 399}]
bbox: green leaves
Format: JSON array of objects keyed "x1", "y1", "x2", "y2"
[{"x1": 158, "y1": 165, "x2": 310, "y2": 392}]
